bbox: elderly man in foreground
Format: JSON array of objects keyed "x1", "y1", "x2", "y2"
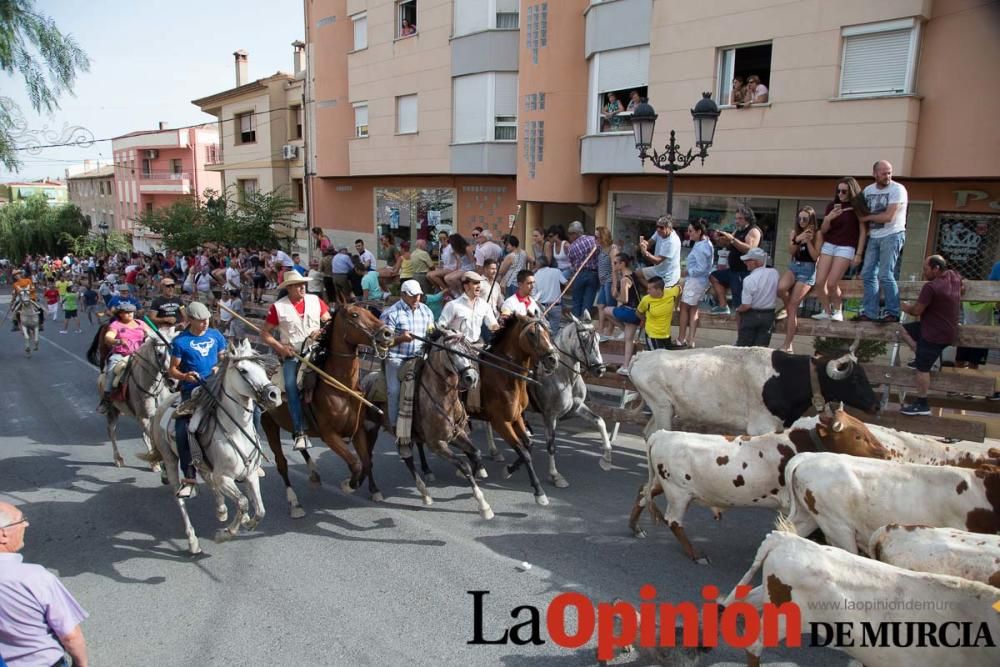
[{"x1": 0, "y1": 502, "x2": 89, "y2": 667}]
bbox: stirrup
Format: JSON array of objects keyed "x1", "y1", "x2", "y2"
[
  {"x1": 175, "y1": 398, "x2": 198, "y2": 417},
  {"x1": 176, "y1": 481, "x2": 197, "y2": 498},
  {"x1": 292, "y1": 432, "x2": 310, "y2": 451}
]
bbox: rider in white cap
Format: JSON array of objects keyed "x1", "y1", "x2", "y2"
[
  {"x1": 379, "y1": 279, "x2": 436, "y2": 430},
  {"x1": 259, "y1": 272, "x2": 331, "y2": 451}
]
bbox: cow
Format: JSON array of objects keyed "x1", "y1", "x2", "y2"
[
  {"x1": 783, "y1": 452, "x2": 1000, "y2": 555},
  {"x1": 869, "y1": 524, "x2": 1000, "y2": 588},
  {"x1": 721, "y1": 530, "x2": 1000, "y2": 667},
  {"x1": 631, "y1": 411, "x2": 891, "y2": 562},
  {"x1": 628, "y1": 345, "x2": 878, "y2": 438}
]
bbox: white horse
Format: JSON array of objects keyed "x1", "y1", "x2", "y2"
[
  {"x1": 152, "y1": 339, "x2": 281, "y2": 554},
  {"x1": 92, "y1": 329, "x2": 177, "y2": 469},
  {"x1": 12, "y1": 287, "x2": 41, "y2": 356}
]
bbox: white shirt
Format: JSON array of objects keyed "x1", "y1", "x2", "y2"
[
  {"x1": 500, "y1": 294, "x2": 541, "y2": 317},
  {"x1": 357, "y1": 249, "x2": 375, "y2": 269},
  {"x1": 474, "y1": 241, "x2": 502, "y2": 267},
  {"x1": 272, "y1": 249, "x2": 295, "y2": 268},
  {"x1": 533, "y1": 267, "x2": 566, "y2": 304},
  {"x1": 440, "y1": 245, "x2": 457, "y2": 271},
  {"x1": 741, "y1": 266, "x2": 780, "y2": 310},
  {"x1": 438, "y1": 294, "x2": 498, "y2": 343},
  {"x1": 652, "y1": 231, "x2": 681, "y2": 286},
  {"x1": 479, "y1": 278, "x2": 502, "y2": 313},
  {"x1": 225, "y1": 266, "x2": 241, "y2": 288},
  {"x1": 863, "y1": 180, "x2": 908, "y2": 239}
]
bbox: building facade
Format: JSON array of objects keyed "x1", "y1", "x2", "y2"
[
  {"x1": 306, "y1": 0, "x2": 1000, "y2": 279},
  {"x1": 192, "y1": 46, "x2": 308, "y2": 253},
  {"x1": 65, "y1": 164, "x2": 116, "y2": 229},
  {"x1": 110, "y1": 124, "x2": 222, "y2": 253},
  {"x1": 3, "y1": 179, "x2": 68, "y2": 206}
]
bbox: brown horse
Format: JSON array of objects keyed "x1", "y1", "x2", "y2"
[
  {"x1": 470, "y1": 315, "x2": 558, "y2": 505},
  {"x1": 261, "y1": 303, "x2": 393, "y2": 517}
]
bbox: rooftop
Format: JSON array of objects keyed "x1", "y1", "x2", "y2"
[{"x1": 66, "y1": 166, "x2": 115, "y2": 180}]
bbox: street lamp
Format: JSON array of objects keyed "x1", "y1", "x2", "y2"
[
  {"x1": 633, "y1": 92, "x2": 721, "y2": 214},
  {"x1": 97, "y1": 222, "x2": 109, "y2": 255}
]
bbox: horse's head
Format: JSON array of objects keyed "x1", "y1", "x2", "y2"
[
  {"x1": 435, "y1": 330, "x2": 480, "y2": 391},
  {"x1": 148, "y1": 327, "x2": 177, "y2": 375},
  {"x1": 329, "y1": 303, "x2": 394, "y2": 357},
  {"x1": 564, "y1": 311, "x2": 606, "y2": 377},
  {"x1": 512, "y1": 315, "x2": 557, "y2": 376},
  {"x1": 14, "y1": 287, "x2": 30, "y2": 303},
  {"x1": 226, "y1": 339, "x2": 282, "y2": 410}
]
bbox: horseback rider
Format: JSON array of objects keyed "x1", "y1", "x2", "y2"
[
  {"x1": 10, "y1": 268, "x2": 44, "y2": 332},
  {"x1": 499, "y1": 269, "x2": 542, "y2": 319},
  {"x1": 148, "y1": 277, "x2": 184, "y2": 329},
  {"x1": 437, "y1": 271, "x2": 499, "y2": 345},
  {"x1": 168, "y1": 301, "x2": 227, "y2": 498},
  {"x1": 104, "y1": 283, "x2": 142, "y2": 318},
  {"x1": 98, "y1": 303, "x2": 152, "y2": 413},
  {"x1": 380, "y1": 280, "x2": 436, "y2": 432},
  {"x1": 259, "y1": 272, "x2": 331, "y2": 452}
]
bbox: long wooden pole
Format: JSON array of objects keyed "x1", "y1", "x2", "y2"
[
  {"x1": 217, "y1": 302, "x2": 382, "y2": 414},
  {"x1": 489, "y1": 204, "x2": 522, "y2": 298},
  {"x1": 542, "y1": 245, "x2": 598, "y2": 317}
]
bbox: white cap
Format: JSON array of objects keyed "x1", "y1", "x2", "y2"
[{"x1": 400, "y1": 279, "x2": 423, "y2": 296}]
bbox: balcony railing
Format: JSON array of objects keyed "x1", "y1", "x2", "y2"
[{"x1": 139, "y1": 171, "x2": 190, "y2": 180}]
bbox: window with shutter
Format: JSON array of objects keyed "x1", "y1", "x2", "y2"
[
  {"x1": 237, "y1": 112, "x2": 256, "y2": 144},
  {"x1": 590, "y1": 46, "x2": 649, "y2": 134},
  {"x1": 453, "y1": 74, "x2": 491, "y2": 143},
  {"x1": 397, "y1": 95, "x2": 418, "y2": 134},
  {"x1": 352, "y1": 13, "x2": 367, "y2": 50},
  {"x1": 840, "y1": 20, "x2": 919, "y2": 97},
  {"x1": 455, "y1": 0, "x2": 488, "y2": 36},
  {"x1": 494, "y1": 73, "x2": 518, "y2": 141},
  {"x1": 495, "y1": 0, "x2": 518, "y2": 28},
  {"x1": 354, "y1": 103, "x2": 369, "y2": 138}
]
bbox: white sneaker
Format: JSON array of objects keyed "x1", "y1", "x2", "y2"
[
  {"x1": 611, "y1": 331, "x2": 625, "y2": 341},
  {"x1": 616, "y1": 366, "x2": 630, "y2": 377},
  {"x1": 810, "y1": 311, "x2": 830, "y2": 320},
  {"x1": 830, "y1": 310, "x2": 844, "y2": 322}
]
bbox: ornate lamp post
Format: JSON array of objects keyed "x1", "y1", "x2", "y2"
[
  {"x1": 97, "y1": 222, "x2": 109, "y2": 255},
  {"x1": 632, "y1": 92, "x2": 721, "y2": 214}
]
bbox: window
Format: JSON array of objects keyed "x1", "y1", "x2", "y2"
[
  {"x1": 496, "y1": 0, "x2": 519, "y2": 29},
  {"x1": 236, "y1": 112, "x2": 256, "y2": 144},
  {"x1": 354, "y1": 103, "x2": 369, "y2": 138},
  {"x1": 170, "y1": 159, "x2": 183, "y2": 175},
  {"x1": 352, "y1": 12, "x2": 368, "y2": 50},
  {"x1": 145, "y1": 202, "x2": 154, "y2": 216},
  {"x1": 589, "y1": 46, "x2": 649, "y2": 134},
  {"x1": 289, "y1": 105, "x2": 303, "y2": 140},
  {"x1": 396, "y1": 94, "x2": 418, "y2": 134},
  {"x1": 238, "y1": 178, "x2": 259, "y2": 202},
  {"x1": 292, "y1": 178, "x2": 305, "y2": 211},
  {"x1": 141, "y1": 158, "x2": 151, "y2": 176},
  {"x1": 375, "y1": 187, "x2": 455, "y2": 252},
  {"x1": 840, "y1": 19, "x2": 920, "y2": 98},
  {"x1": 397, "y1": 0, "x2": 417, "y2": 38},
  {"x1": 454, "y1": 0, "x2": 518, "y2": 36},
  {"x1": 716, "y1": 42, "x2": 772, "y2": 106},
  {"x1": 453, "y1": 73, "x2": 518, "y2": 143}
]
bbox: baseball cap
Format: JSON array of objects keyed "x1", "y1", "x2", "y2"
[
  {"x1": 186, "y1": 301, "x2": 211, "y2": 320},
  {"x1": 740, "y1": 248, "x2": 769, "y2": 263},
  {"x1": 462, "y1": 271, "x2": 485, "y2": 283},
  {"x1": 400, "y1": 280, "x2": 423, "y2": 296},
  {"x1": 115, "y1": 302, "x2": 137, "y2": 313}
]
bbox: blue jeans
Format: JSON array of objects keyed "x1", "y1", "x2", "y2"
[
  {"x1": 385, "y1": 357, "x2": 404, "y2": 429},
  {"x1": 861, "y1": 231, "x2": 905, "y2": 319},
  {"x1": 542, "y1": 303, "x2": 562, "y2": 336},
  {"x1": 571, "y1": 269, "x2": 599, "y2": 317},
  {"x1": 175, "y1": 388, "x2": 195, "y2": 479},
  {"x1": 283, "y1": 358, "x2": 305, "y2": 433}
]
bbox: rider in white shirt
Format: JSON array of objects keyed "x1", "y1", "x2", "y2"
[
  {"x1": 437, "y1": 271, "x2": 499, "y2": 344},
  {"x1": 500, "y1": 269, "x2": 541, "y2": 318}
]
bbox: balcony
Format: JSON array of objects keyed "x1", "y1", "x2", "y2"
[
  {"x1": 580, "y1": 132, "x2": 644, "y2": 174},
  {"x1": 138, "y1": 171, "x2": 191, "y2": 194}
]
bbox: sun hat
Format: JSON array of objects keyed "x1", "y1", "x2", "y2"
[
  {"x1": 400, "y1": 280, "x2": 423, "y2": 296},
  {"x1": 278, "y1": 273, "x2": 310, "y2": 289},
  {"x1": 740, "y1": 248, "x2": 769, "y2": 263},
  {"x1": 186, "y1": 301, "x2": 211, "y2": 320}
]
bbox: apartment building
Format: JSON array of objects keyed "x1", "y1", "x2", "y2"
[
  {"x1": 306, "y1": 0, "x2": 1000, "y2": 279},
  {"x1": 3, "y1": 179, "x2": 68, "y2": 206},
  {"x1": 65, "y1": 164, "x2": 115, "y2": 228},
  {"x1": 192, "y1": 46, "x2": 308, "y2": 253},
  {"x1": 111, "y1": 123, "x2": 222, "y2": 253}
]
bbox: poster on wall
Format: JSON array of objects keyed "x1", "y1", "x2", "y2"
[
  {"x1": 389, "y1": 207, "x2": 400, "y2": 229},
  {"x1": 427, "y1": 210, "x2": 441, "y2": 226}
]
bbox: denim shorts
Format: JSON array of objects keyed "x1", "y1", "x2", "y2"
[
  {"x1": 612, "y1": 306, "x2": 640, "y2": 325},
  {"x1": 597, "y1": 282, "x2": 614, "y2": 306},
  {"x1": 788, "y1": 259, "x2": 816, "y2": 286},
  {"x1": 821, "y1": 242, "x2": 855, "y2": 260}
]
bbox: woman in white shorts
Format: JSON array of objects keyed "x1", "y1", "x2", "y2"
[
  {"x1": 812, "y1": 176, "x2": 868, "y2": 321},
  {"x1": 675, "y1": 219, "x2": 714, "y2": 348}
]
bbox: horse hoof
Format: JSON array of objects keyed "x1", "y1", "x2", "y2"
[
  {"x1": 114, "y1": 455, "x2": 124, "y2": 468},
  {"x1": 425, "y1": 472, "x2": 436, "y2": 483},
  {"x1": 372, "y1": 492, "x2": 384, "y2": 503},
  {"x1": 340, "y1": 479, "x2": 356, "y2": 494},
  {"x1": 599, "y1": 457, "x2": 613, "y2": 472},
  {"x1": 290, "y1": 505, "x2": 306, "y2": 519},
  {"x1": 214, "y1": 529, "x2": 234, "y2": 543},
  {"x1": 189, "y1": 542, "x2": 202, "y2": 555},
  {"x1": 245, "y1": 518, "x2": 260, "y2": 532},
  {"x1": 475, "y1": 467, "x2": 488, "y2": 480},
  {"x1": 240, "y1": 514, "x2": 251, "y2": 527},
  {"x1": 503, "y1": 465, "x2": 515, "y2": 480},
  {"x1": 481, "y1": 507, "x2": 495, "y2": 520},
  {"x1": 694, "y1": 555, "x2": 711, "y2": 566},
  {"x1": 150, "y1": 462, "x2": 162, "y2": 473},
  {"x1": 160, "y1": 474, "x2": 169, "y2": 486},
  {"x1": 216, "y1": 510, "x2": 229, "y2": 523},
  {"x1": 491, "y1": 452, "x2": 506, "y2": 463},
  {"x1": 308, "y1": 473, "x2": 322, "y2": 487},
  {"x1": 550, "y1": 475, "x2": 569, "y2": 489},
  {"x1": 422, "y1": 496, "x2": 434, "y2": 506},
  {"x1": 535, "y1": 494, "x2": 549, "y2": 506},
  {"x1": 632, "y1": 526, "x2": 647, "y2": 539}
]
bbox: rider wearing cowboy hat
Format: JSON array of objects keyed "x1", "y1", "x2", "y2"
[{"x1": 259, "y1": 272, "x2": 331, "y2": 451}]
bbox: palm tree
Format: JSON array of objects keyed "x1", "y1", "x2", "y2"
[{"x1": 0, "y1": 0, "x2": 90, "y2": 170}]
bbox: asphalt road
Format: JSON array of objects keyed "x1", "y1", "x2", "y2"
[{"x1": 0, "y1": 293, "x2": 850, "y2": 666}]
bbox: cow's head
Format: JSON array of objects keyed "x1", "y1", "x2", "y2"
[
  {"x1": 816, "y1": 403, "x2": 891, "y2": 459},
  {"x1": 812, "y1": 350, "x2": 879, "y2": 414}
]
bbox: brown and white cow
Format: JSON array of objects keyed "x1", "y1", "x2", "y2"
[
  {"x1": 869, "y1": 524, "x2": 1000, "y2": 588},
  {"x1": 783, "y1": 452, "x2": 1000, "y2": 555},
  {"x1": 721, "y1": 530, "x2": 1000, "y2": 667},
  {"x1": 631, "y1": 415, "x2": 891, "y2": 562}
]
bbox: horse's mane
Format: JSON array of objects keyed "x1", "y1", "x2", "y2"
[
  {"x1": 86, "y1": 324, "x2": 108, "y2": 368},
  {"x1": 487, "y1": 314, "x2": 533, "y2": 352},
  {"x1": 189, "y1": 349, "x2": 273, "y2": 414}
]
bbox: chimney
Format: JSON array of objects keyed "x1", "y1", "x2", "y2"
[
  {"x1": 292, "y1": 41, "x2": 305, "y2": 75},
  {"x1": 234, "y1": 49, "x2": 249, "y2": 86},
  {"x1": 158, "y1": 121, "x2": 168, "y2": 130},
  {"x1": 84, "y1": 159, "x2": 94, "y2": 171}
]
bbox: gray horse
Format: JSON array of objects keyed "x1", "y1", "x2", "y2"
[
  {"x1": 485, "y1": 312, "x2": 612, "y2": 487},
  {"x1": 12, "y1": 287, "x2": 41, "y2": 356}
]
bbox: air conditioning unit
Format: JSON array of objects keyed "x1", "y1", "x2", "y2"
[
  {"x1": 145, "y1": 149, "x2": 159, "y2": 159},
  {"x1": 281, "y1": 144, "x2": 299, "y2": 160}
]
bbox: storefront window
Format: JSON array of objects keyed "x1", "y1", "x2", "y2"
[
  {"x1": 610, "y1": 192, "x2": 780, "y2": 267},
  {"x1": 375, "y1": 187, "x2": 456, "y2": 260},
  {"x1": 934, "y1": 212, "x2": 1000, "y2": 280}
]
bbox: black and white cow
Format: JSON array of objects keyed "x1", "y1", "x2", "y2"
[{"x1": 629, "y1": 346, "x2": 878, "y2": 437}]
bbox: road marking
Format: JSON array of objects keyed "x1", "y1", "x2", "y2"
[{"x1": 37, "y1": 332, "x2": 95, "y2": 370}]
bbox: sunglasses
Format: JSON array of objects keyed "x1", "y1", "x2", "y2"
[
  {"x1": 837, "y1": 188, "x2": 849, "y2": 194},
  {"x1": 2, "y1": 515, "x2": 28, "y2": 530}
]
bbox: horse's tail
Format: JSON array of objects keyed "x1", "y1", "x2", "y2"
[{"x1": 86, "y1": 324, "x2": 107, "y2": 368}]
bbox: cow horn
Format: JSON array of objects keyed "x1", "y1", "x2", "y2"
[
  {"x1": 832, "y1": 420, "x2": 844, "y2": 433},
  {"x1": 826, "y1": 354, "x2": 854, "y2": 380},
  {"x1": 849, "y1": 331, "x2": 862, "y2": 356}
]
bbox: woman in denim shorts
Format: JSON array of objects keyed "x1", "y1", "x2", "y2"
[
  {"x1": 777, "y1": 206, "x2": 820, "y2": 352},
  {"x1": 812, "y1": 176, "x2": 868, "y2": 321}
]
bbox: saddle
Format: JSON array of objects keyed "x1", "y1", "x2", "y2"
[
  {"x1": 98, "y1": 357, "x2": 133, "y2": 402},
  {"x1": 395, "y1": 358, "x2": 423, "y2": 446}
]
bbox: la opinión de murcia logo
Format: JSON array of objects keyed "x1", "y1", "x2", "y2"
[{"x1": 468, "y1": 587, "x2": 997, "y2": 661}]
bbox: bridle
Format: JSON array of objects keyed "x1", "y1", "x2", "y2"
[
  {"x1": 552, "y1": 320, "x2": 604, "y2": 376},
  {"x1": 327, "y1": 305, "x2": 391, "y2": 360}
]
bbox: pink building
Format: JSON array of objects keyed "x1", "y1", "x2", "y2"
[{"x1": 111, "y1": 123, "x2": 222, "y2": 252}]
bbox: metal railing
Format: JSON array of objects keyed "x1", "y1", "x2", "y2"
[{"x1": 139, "y1": 171, "x2": 190, "y2": 180}]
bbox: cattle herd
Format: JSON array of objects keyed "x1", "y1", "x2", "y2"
[{"x1": 624, "y1": 346, "x2": 1000, "y2": 666}]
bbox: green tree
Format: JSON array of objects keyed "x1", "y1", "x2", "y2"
[
  {"x1": 0, "y1": 194, "x2": 87, "y2": 258},
  {"x1": 231, "y1": 189, "x2": 296, "y2": 250},
  {"x1": 137, "y1": 195, "x2": 208, "y2": 255},
  {"x1": 0, "y1": 0, "x2": 91, "y2": 171}
]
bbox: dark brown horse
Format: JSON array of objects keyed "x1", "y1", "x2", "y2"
[
  {"x1": 470, "y1": 315, "x2": 558, "y2": 505},
  {"x1": 261, "y1": 303, "x2": 393, "y2": 517}
]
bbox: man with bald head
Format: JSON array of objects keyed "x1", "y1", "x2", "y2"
[
  {"x1": 856, "y1": 160, "x2": 908, "y2": 323},
  {"x1": 0, "y1": 502, "x2": 89, "y2": 666}
]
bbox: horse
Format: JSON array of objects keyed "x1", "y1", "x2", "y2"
[
  {"x1": 361, "y1": 331, "x2": 494, "y2": 518},
  {"x1": 86, "y1": 326, "x2": 177, "y2": 469},
  {"x1": 151, "y1": 338, "x2": 281, "y2": 554},
  {"x1": 12, "y1": 287, "x2": 41, "y2": 356},
  {"x1": 469, "y1": 315, "x2": 558, "y2": 505},
  {"x1": 261, "y1": 303, "x2": 394, "y2": 518}
]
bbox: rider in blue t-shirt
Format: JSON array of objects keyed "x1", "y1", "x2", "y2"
[
  {"x1": 167, "y1": 301, "x2": 227, "y2": 498},
  {"x1": 105, "y1": 285, "x2": 142, "y2": 317}
]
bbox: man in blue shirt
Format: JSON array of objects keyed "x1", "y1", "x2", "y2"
[
  {"x1": 380, "y1": 280, "x2": 435, "y2": 431},
  {"x1": 104, "y1": 283, "x2": 142, "y2": 317},
  {"x1": 168, "y1": 301, "x2": 227, "y2": 497},
  {"x1": 291, "y1": 253, "x2": 308, "y2": 276}
]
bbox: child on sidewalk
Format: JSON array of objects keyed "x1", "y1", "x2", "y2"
[{"x1": 636, "y1": 276, "x2": 681, "y2": 352}]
